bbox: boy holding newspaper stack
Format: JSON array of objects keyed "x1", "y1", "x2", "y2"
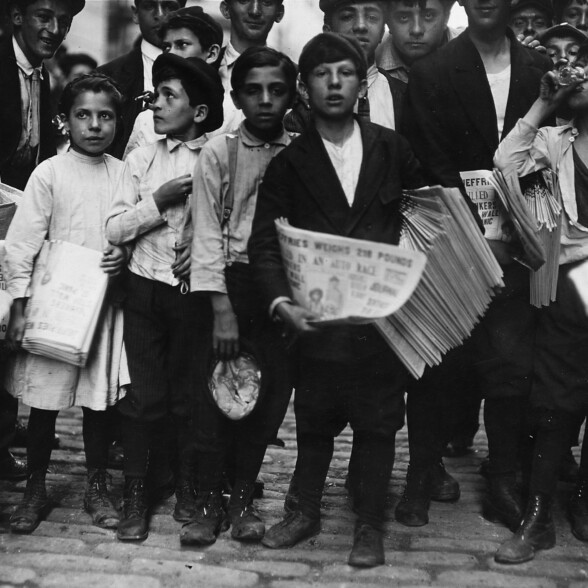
[{"x1": 248, "y1": 33, "x2": 426, "y2": 568}]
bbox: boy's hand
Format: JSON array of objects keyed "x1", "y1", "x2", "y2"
[
  {"x1": 6, "y1": 298, "x2": 27, "y2": 350},
  {"x1": 276, "y1": 301, "x2": 319, "y2": 333},
  {"x1": 211, "y1": 293, "x2": 239, "y2": 360},
  {"x1": 539, "y1": 66, "x2": 582, "y2": 107},
  {"x1": 517, "y1": 33, "x2": 546, "y2": 53},
  {"x1": 101, "y1": 245, "x2": 126, "y2": 276},
  {"x1": 153, "y1": 174, "x2": 192, "y2": 212},
  {"x1": 172, "y1": 240, "x2": 190, "y2": 280}
]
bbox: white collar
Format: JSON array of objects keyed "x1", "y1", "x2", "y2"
[
  {"x1": 223, "y1": 42, "x2": 241, "y2": 68},
  {"x1": 12, "y1": 36, "x2": 42, "y2": 78},
  {"x1": 141, "y1": 39, "x2": 161, "y2": 62},
  {"x1": 166, "y1": 135, "x2": 208, "y2": 152}
]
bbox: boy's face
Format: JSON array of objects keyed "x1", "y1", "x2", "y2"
[
  {"x1": 220, "y1": 0, "x2": 284, "y2": 46},
  {"x1": 132, "y1": 0, "x2": 182, "y2": 48},
  {"x1": 232, "y1": 65, "x2": 291, "y2": 135},
  {"x1": 11, "y1": 0, "x2": 73, "y2": 66},
  {"x1": 152, "y1": 78, "x2": 197, "y2": 138},
  {"x1": 562, "y1": 0, "x2": 588, "y2": 32},
  {"x1": 162, "y1": 27, "x2": 220, "y2": 63},
  {"x1": 301, "y1": 59, "x2": 367, "y2": 122},
  {"x1": 387, "y1": 0, "x2": 450, "y2": 65},
  {"x1": 65, "y1": 90, "x2": 117, "y2": 158},
  {"x1": 325, "y1": 2, "x2": 386, "y2": 64},
  {"x1": 458, "y1": 0, "x2": 511, "y2": 34},
  {"x1": 545, "y1": 35, "x2": 581, "y2": 63},
  {"x1": 509, "y1": 5, "x2": 550, "y2": 38}
]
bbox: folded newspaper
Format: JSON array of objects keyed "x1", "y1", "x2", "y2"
[
  {"x1": 22, "y1": 240, "x2": 109, "y2": 367},
  {"x1": 0, "y1": 183, "x2": 22, "y2": 240},
  {"x1": 0, "y1": 241, "x2": 12, "y2": 340},
  {"x1": 276, "y1": 186, "x2": 504, "y2": 378}
]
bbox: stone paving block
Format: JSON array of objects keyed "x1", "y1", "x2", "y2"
[
  {"x1": 30, "y1": 520, "x2": 117, "y2": 543},
  {"x1": 256, "y1": 548, "x2": 347, "y2": 564},
  {"x1": 129, "y1": 558, "x2": 259, "y2": 587},
  {"x1": 386, "y1": 550, "x2": 478, "y2": 568},
  {"x1": 272, "y1": 582, "x2": 387, "y2": 588},
  {"x1": 0, "y1": 534, "x2": 88, "y2": 554},
  {"x1": 486, "y1": 556, "x2": 588, "y2": 580},
  {"x1": 0, "y1": 564, "x2": 37, "y2": 583},
  {"x1": 410, "y1": 536, "x2": 501, "y2": 553},
  {"x1": 38, "y1": 571, "x2": 161, "y2": 588},
  {"x1": 5, "y1": 553, "x2": 122, "y2": 573},
  {"x1": 93, "y1": 542, "x2": 206, "y2": 563},
  {"x1": 322, "y1": 563, "x2": 431, "y2": 583},
  {"x1": 223, "y1": 560, "x2": 311, "y2": 577},
  {"x1": 436, "y1": 570, "x2": 558, "y2": 587}
]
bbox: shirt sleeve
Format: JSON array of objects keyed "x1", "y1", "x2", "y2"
[
  {"x1": 190, "y1": 143, "x2": 229, "y2": 293},
  {"x1": 105, "y1": 149, "x2": 165, "y2": 246},
  {"x1": 4, "y1": 161, "x2": 54, "y2": 299}
]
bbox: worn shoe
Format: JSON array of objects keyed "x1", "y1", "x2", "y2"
[
  {"x1": 262, "y1": 510, "x2": 320, "y2": 548},
  {"x1": 173, "y1": 476, "x2": 197, "y2": 523},
  {"x1": 430, "y1": 462, "x2": 460, "y2": 502},
  {"x1": 0, "y1": 451, "x2": 27, "y2": 481},
  {"x1": 483, "y1": 474, "x2": 523, "y2": 532},
  {"x1": 10, "y1": 471, "x2": 49, "y2": 533},
  {"x1": 495, "y1": 494, "x2": 556, "y2": 564},
  {"x1": 228, "y1": 480, "x2": 265, "y2": 541},
  {"x1": 569, "y1": 480, "x2": 588, "y2": 542},
  {"x1": 348, "y1": 523, "x2": 385, "y2": 568},
  {"x1": 84, "y1": 469, "x2": 119, "y2": 529},
  {"x1": 180, "y1": 490, "x2": 227, "y2": 546},
  {"x1": 117, "y1": 478, "x2": 149, "y2": 541},
  {"x1": 395, "y1": 466, "x2": 431, "y2": 527},
  {"x1": 284, "y1": 475, "x2": 299, "y2": 514}
]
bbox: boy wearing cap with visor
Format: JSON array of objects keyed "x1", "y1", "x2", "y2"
[{"x1": 106, "y1": 54, "x2": 224, "y2": 542}]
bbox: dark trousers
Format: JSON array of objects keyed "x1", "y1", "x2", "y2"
[
  {"x1": 119, "y1": 272, "x2": 211, "y2": 478},
  {"x1": 195, "y1": 263, "x2": 294, "y2": 491},
  {"x1": 0, "y1": 388, "x2": 18, "y2": 455},
  {"x1": 295, "y1": 351, "x2": 407, "y2": 530}
]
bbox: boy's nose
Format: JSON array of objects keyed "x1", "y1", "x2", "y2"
[
  {"x1": 410, "y1": 16, "x2": 424, "y2": 36},
  {"x1": 249, "y1": 0, "x2": 263, "y2": 16}
]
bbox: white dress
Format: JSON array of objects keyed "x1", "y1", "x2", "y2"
[{"x1": 4, "y1": 149, "x2": 129, "y2": 411}]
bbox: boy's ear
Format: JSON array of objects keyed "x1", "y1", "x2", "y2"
[
  {"x1": 10, "y1": 4, "x2": 23, "y2": 27},
  {"x1": 274, "y1": 3, "x2": 285, "y2": 23},
  {"x1": 131, "y1": 3, "x2": 139, "y2": 25},
  {"x1": 193, "y1": 103, "x2": 209, "y2": 124},
  {"x1": 323, "y1": 23, "x2": 332, "y2": 33},
  {"x1": 298, "y1": 79, "x2": 309, "y2": 103},
  {"x1": 206, "y1": 44, "x2": 222, "y2": 65},
  {"x1": 230, "y1": 90, "x2": 242, "y2": 111},
  {"x1": 220, "y1": 1, "x2": 231, "y2": 21},
  {"x1": 358, "y1": 78, "x2": 368, "y2": 100}
]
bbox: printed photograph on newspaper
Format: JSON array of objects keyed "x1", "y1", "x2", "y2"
[{"x1": 275, "y1": 218, "x2": 427, "y2": 325}]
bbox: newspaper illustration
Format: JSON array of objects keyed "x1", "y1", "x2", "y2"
[
  {"x1": 275, "y1": 219, "x2": 427, "y2": 324},
  {"x1": 0, "y1": 241, "x2": 11, "y2": 340},
  {"x1": 460, "y1": 170, "x2": 512, "y2": 242}
]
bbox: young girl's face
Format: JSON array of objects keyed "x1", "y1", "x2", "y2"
[{"x1": 65, "y1": 90, "x2": 117, "y2": 157}]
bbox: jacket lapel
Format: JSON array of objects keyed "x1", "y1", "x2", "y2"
[{"x1": 449, "y1": 31, "x2": 499, "y2": 155}]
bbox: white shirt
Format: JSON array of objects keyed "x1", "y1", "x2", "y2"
[
  {"x1": 213, "y1": 42, "x2": 245, "y2": 137},
  {"x1": 355, "y1": 64, "x2": 395, "y2": 130},
  {"x1": 321, "y1": 121, "x2": 363, "y2": 206},
  {"x1": 141, "y1": 39, "x2": 161, "y2": 93},
  {"x1": 487, "y1": 65, "x2": 511, "y2": 139}
]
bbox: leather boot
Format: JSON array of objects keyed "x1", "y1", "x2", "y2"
[
  {"x1": 261, "y1": 510, "x2": 320, "y2": 548},
  {"x1": 174, "y1": 475, "x2": 197, "y2": 523},
  {"x1": 495, "y1": 493, "x2": 556, "y2": 564},
  {"x1": 84, "y1": 468, "x2": 119, "y2": 529},
  {"x1": 284, "y1": 474, "x2": 299, "y2": 514},
  {"x1": 117, "y1": 478, "x2": 149, "y2": 541},
  {"x1": 228, "y1": 479, "x2": 265, "y2": 541},
  {"x1": 10, "y1": 471, "x2": 49, "y2": 533},
  {"x1": 395, "y1": 466, "x2": 431, "y2": 527},
  {"x1": 348, "y1": 522, "x2": 384, "y2": 568},
  {"x1": 569, "y1": 479, "x2": 588, "y2": 542},
  {"x1": 180, "y1": 490, "x2": 227, "y2": 546},
  {"x1": 430, "y1": 462, "x2": 460, "y2": 502},
  {"x1": 483, "y1": 474, "x2": 523, "y2": 531}
]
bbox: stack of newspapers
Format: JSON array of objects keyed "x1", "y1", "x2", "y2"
[
  {"x1": 22, "y1": 240, "x2": 108, "y2": 367},
  {"x1": 0, "y1": 183, "x2": 21, "y2": 239},
  {"x1": 489, "y1": 169, "x2": 562, "y2": 307},
  {"x1": 375, "y1": 186, "x2": 504, "y2": 378}
]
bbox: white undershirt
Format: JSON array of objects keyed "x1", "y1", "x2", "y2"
[
  {"x1": 486, "y1": 65, "x2": 511, "y2": 139},
  {"x1": 141, "y1": 39, "x2": 161, "y2": 93},
  {"x1": 321, "y1": 121, "x2": 363, "y2": 206}
]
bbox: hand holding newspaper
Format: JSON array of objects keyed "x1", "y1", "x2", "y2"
[{"x1": 275, "y1": 218, "x2": 427, "y2": 325}]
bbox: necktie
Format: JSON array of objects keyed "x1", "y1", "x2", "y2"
[
  {"x1": 30, "y1": 68, "x2": 41, "y2": 149},
  {"x1": 358, "y1": 94, "x2": 370, "y2": 122}
]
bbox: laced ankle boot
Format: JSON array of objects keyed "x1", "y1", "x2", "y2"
[
  {"x1": 84, "y1": 468, "x2": 119, "y2": 529},
  {"x1": 395, "y1": 465, "x2": 432, "y2": 527},
  {"x1": 228, "y1": 479, "x2": 265, "y2": 541},
  {"x1": 569, "y1": 479, "x2": 588, "y2": 542},
  {"x1": 174, "y1": 475, "x2": 197, "y2": 523},
  {"x1": 483, "y1": 474, "x2": 523, "y2": 532},
  {"x1": 117, "y1": 477, "x2": 149, "y2": 541},
  {"x1": 10, "y1": 471, "x2": 49, "y2": 533},
  {"x1": 495, "y1": 493, "x2": 556, "y2": 564},
  {"x1": 180, "y1": 490, "x2": 227, "y2": 546}
]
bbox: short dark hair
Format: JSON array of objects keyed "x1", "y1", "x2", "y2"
[
  {"x1": 298, "y1": 32, "x2": 367, "y2": 84},
  {"x1": 59, "y1": 72, "x2": 124, "y2": 117},
  {"x1": 59, "y1": 52, "x2": 98, "y2": 77},
  {"x1": 8, "y1": 0, "x2": 84, "y2": 17},
  {"x1": 159, "y1": 8, "x2": 223, "y2": 51},
  {"x1": 231, "y1": 46, "x2": 297, "y2": 96},
  {"x1": 153, "y1": 63, "x2": 206, "y2": 107}
]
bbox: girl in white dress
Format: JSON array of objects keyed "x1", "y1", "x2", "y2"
[{"x1": 5, "y1": 74, "x2": 129, "y2": 534}]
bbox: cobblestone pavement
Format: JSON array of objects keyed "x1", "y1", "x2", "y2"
[{"x1": 1, "y1": 403, "x2": 588, "y2": 588}]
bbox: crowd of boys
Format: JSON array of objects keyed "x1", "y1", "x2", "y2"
[{"x1": 2, "y1": 0, "x2": 588, "y2": 570}]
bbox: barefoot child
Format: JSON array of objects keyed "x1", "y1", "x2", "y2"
[{"x1": 5, "y1": 73, "x2": 129, "y2": 534}]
